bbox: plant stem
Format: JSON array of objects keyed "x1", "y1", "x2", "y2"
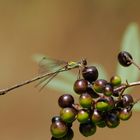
[
  {"x1": 114, "y1": 81, "x2": 140, "y2": 93},
  {"x1": 0, "y1": 65, "x2": 78, "y2": 95}
]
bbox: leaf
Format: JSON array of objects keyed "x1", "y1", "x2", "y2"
[
  {"x1": 133, "y1": 102, "x2": 140, "y2": 112},
  {"x1": 116, "y1": 23, "x2": 140, "y2": 93}
]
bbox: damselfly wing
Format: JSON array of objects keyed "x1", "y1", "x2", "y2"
[{"x1": 37, "y1": 57, "x2": 87, "y2": 90}]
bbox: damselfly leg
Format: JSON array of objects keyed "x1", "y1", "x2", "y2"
[{"x1": 36, "y1": 56, "x2": 69, "y2": 90}]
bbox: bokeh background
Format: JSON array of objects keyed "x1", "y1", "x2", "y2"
[{"x1": 0, "y1": 0, "x2": 140, "y2": 140}]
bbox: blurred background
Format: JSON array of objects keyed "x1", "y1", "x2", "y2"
[{"x1": 0, "y1": 0, "x2": 140, "y2": 140}]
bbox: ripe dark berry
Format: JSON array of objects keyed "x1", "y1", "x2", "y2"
[
  {"x1": 112, "y1": 91, "x2": 120, "y2": 97},
  {"x1": 58, "y1": 94, "x2": 74, "y2": 108},
  {"x1": 105, "y1": 113, "x2": 120, "y2": 128},
  {"x1": 122, "y1": 94, "x2": 134, "y2": 107},
  {"x1": 77, "y1": 109, "x2": 90, "y2": 123},
  {"x1": 110, "y1": 75, "x2": 122, "y2": 86},
  {"x1": 79, "y1": 93, "x2": 93, "y2": 108},
  {"x1": 93, "y1": 79, "x2": 107, "y2": 93},
  {"x1": 52, "y1": 116, "x2": 62, "y2": 123},
  {"x1": 79, "y1": 121, "x2": 96, "y2": 137},
  {"x1": 118, "y1": 51, "x2": 133, "y2": 67},
  {"x1": 73, "y1": 79, "x2": 88, "y2": 94},
  {"x1": 86, "y1": 87, "x2": 99, "y2": 98},
  {"x1": 82, "y1": 66, "x2": 98, "y2": 83},
  {"x1": 50, "y1": 120, "x2": 68, "y2": 138},
  {"x1": 96, "y1": 120, "x2": 106, "y2": 128},
  {"x1": 119, "y1": 108, "x2": 132, "y2": 121},
  {"x1": 60, "y1": 107, "x2": 77, "y2": 123}
]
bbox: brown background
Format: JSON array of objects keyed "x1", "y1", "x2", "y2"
[{"x1": 0, "y1": 0, "x2": 140, "y2": 140}]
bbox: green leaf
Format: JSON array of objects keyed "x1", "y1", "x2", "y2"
[
  {"x1": 116, "y1": 23, "x2": 140, "y2": 93},
  {"x1": 133, "y1": 102, "x2": 140, "y2": 112}
]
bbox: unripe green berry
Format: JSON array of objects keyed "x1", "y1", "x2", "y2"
[
  {"x1": 93, "y1": 79, "x2": 107, "y2": 93},
  {"x1": 60, "y1": 107, "x2": 77, "y2": 123},
  {"x1": 91, "y1": 109, "x2": 102, "y2": 123},
  {"x1": 110, "y1": 75, "x2": 122, "y2": 86},
  {"x1": 77, "y1": 109, "x2": 90, "y2": 123},
  {"x1": 79, "y1": 93, "x2": 93, "y2": 108},
  {"x1": 119, "y1": 108, "x2": 132, "y2": 121},
  {"x1": 50, "y1": 121, "x2": 68, "y2": 138},
  {"x1": 95, "y1": 98, "x2": 109, "y2": 111}
]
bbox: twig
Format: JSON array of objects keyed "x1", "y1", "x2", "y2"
[
  {"x1": 114, "y1": 81, "x2": 140, "y2": 93},
  {"x1": 0, "y1": 65, "x2": 78, "y2": 95}
]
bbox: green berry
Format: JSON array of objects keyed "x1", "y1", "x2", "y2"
[
  {"x1": 91, "y1": 109, "x2": 102, "y2": 123},
  {"x1": 60, "y1": 107, "x2": 77, "y2": 123},
  {"x1": 77, "y1": 109, "x2": 90, "y2": 123},
  {"x1": 119, "y1": 108, "x2": 132, "y2": 121},
  {"x1": 93, "y1": 79, "x2": 107, "y2": 93},
  {"x1": 51, "y1": 128, "x2": 74, "y2": 140},
  {"x1": 110, "y1": 75, "x2": 122, "y2": 86},
  {"x1": 50, "y1": 121, "x2": 68, "y2": 138},
  {"x1": 79, "y1": 93, "x2": 93, "y2": 108},
  {"x1": 95, "y1": 98, "x2": 109, "y2": 111}
]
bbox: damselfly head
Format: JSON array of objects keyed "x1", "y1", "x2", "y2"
[{"x1": 81, "y1": 58, "x2": 87, "y2": 66}]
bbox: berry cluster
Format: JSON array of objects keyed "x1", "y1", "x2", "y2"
[{"x1": 50, "y1": 51, "x2": 136, "y2": 139}]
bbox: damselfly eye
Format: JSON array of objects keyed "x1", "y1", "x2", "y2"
[{"x1": 82, "y1": 59, "x2": 87, "y2": 66}]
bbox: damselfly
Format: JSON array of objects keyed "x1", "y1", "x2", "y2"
[{"x1": 0, "y1": 57, "x2": 87, "y2": 95}]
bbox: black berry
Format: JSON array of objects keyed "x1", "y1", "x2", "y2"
[
  {"x1": 82, "y1": 66, "x2": 98, "y2": 83},
  {"x1": 118, "y1": 51, "x2": 133, "y2": 67}
]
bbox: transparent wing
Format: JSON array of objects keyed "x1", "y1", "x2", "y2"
[
  {"x1": 37, "y1": 56, "x2": 69, "y2": 89},
  {"x1": 38, "y1": 56, "x2": 67, "y2": 74}
]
